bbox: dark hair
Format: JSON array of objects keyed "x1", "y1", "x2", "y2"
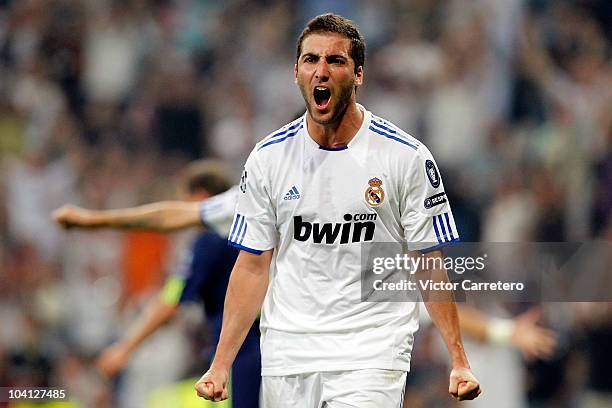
[
  {"x1": 296, "y1": 13, "x2": 365, "y2": 73},
  {"x1": 183, "y1": 159, "x2": 233, "y2": 196}
]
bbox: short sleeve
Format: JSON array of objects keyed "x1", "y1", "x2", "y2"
[
  {"x1": 178, "y1": 237, "x2": 211, "y2": 303},
  {"x1": 401, "y1": 147, "x2": 460, "y2": 252},
  {"x1": 160, "y1": 245, "x2": 193, "y2": 305},
  {"x1": 199, "y1": 186, "x2": 238, "y2": 238},
  {"x1": 161, "y1": 233, "x2": 224, "y2": 305},
  {"x1": 227, "y1": 151, "x2": 277, "y2": 253}
]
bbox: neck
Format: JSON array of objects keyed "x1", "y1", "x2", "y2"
[{"x1": 307, "y1": 102, "x2": 363, "y2": 147}]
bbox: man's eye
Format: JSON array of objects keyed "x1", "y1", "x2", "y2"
[{"x1": 304, "y1": 56, "x2": 315, "y2": 63}]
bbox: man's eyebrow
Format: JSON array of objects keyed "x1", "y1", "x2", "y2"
[{"x1": 301, "y1": 52, "x2": 348, "y2": 60}]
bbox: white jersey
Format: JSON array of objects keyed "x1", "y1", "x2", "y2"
[
  {"x1": 229, "y1": 105, "x2": 459, "y2": 376},
  {"x1": 199, "y1": 186, "x2": 239, "y2": 238}
]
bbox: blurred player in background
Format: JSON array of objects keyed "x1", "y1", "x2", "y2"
[
  {"x1": 54, "y1": 160, "x2": 261, "y2": 408},
  {"x1": 195, "y1": 13, "x2": 480, "y2": 406}
]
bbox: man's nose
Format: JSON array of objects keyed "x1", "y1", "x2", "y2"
[{"x1": 315, "y1": 61, "x2": 330, "y2": 81}]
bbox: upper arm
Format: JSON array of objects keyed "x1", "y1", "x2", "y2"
[
  {"x1": 233, "y1": 249, "x2": 274, "y2": 277},
  {"x1": 416, "y1": 249, "x2": 454, "y2": 302},
  {"x1": 153, "y1": 201, "x2": 202, "y2": 231},
  {"x1": 414, "y1": 249, "x2": 445, "y2": 277}
]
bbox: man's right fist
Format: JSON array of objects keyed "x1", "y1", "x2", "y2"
[
  {"x1": 449, "y1": 367, "x2": 481, "y2": 401},
  {"x1": 195, "y1": 368, "x2": 230, "y2": 402}
]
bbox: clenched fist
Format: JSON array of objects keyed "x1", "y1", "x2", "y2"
[
  {"x1": 195, "y1": 367, "x2": 230, "y2": 402},
  {"x1": 52, "y1": 205, "x2": 96, "y2": 228},
  {"x1": 449, "y1": 367, "x2": 481, "y2": 401}
]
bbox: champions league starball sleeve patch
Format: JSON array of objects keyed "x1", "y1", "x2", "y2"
[{"x1": 424, "y1": 160, "x2": 440, "y2": 188}]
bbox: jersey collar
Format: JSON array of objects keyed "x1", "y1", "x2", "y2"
[{"x1": 303, "y1": 104, "x2": 371, "y2": 152}]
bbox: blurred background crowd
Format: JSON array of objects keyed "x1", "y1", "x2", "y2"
[{"x1": 0, "y1": 0, "x2": 610, "y2": 407}]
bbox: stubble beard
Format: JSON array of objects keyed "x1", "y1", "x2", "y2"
[{"x1": 299, "y1": 80, "x2": 355, "y2": 126}]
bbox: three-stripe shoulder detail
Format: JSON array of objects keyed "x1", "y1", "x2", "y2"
[
  {"x1": 228, "y1": 213, "x2": 248, "y2": 245},
  {"x1": 369, "y1": 115, "x2": 420, "y2": 150},
  {"x1": 227, "y1": 213, "x2": 263, "y2": 254},
  {"x1": 258, "y1": 118, "x2": 305, "y2": 150},
  {"x1": 432, "y1": 212, "x2": 459, "y2": 245}
]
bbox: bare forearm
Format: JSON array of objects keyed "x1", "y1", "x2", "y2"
[
  {"x1": 121, "y1": 297, "x2": 179, "y2": 353},
  {"x1": 84, "y1": 202, "x2": 201, "y2": 231},
  {"x1": 418, "y1": 251, "x2": 469, "y2": 368},
  {"x1": 426, "y1": 298, "x2": 470, "y2": 369},
  {"x1": 211, "y1": 252, "x2": 270, "y2": 371}
]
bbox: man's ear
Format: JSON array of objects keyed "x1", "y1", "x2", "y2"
[
  {"x1": 355, "y1": 66, "x2": 363, "y2": 86},
  {"x1": 294, "y1": 63, "x2": 298, "y2": 83}
]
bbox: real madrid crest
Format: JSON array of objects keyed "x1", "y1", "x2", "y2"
[{"x1": 365, "y1": 177, "x2": 385, "y2": 207}]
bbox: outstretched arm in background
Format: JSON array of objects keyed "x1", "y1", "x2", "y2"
[{"x1": 52, "y1": 201, "x2": 202, "y2": 232}]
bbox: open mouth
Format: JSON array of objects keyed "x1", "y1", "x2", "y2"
[{"x1": 313, "y1": 86, "x2": 332, "y2": 109}]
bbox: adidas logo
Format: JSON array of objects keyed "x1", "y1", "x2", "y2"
[{"x1": 283, "y1": 186, "x2": 301, "y2": 201}]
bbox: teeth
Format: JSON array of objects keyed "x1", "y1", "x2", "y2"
[{"x1": 313, "y1": 86, "x2": 331, "y2": 106}]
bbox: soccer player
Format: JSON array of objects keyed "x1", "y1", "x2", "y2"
[
  {"x1": 53, "y1": 180, "x2": 553, "y2": 404},
  {"x1": 54, "y1": 160, "x2": 261, "y2": 408},
  {"x1": 195, "y1": 13, "x2": 480, "y2": 406}
]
